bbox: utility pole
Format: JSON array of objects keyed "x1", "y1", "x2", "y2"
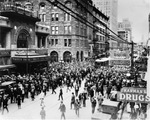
[{"x1": 131, "y1": 41, "x2": 134, "y2": 72}]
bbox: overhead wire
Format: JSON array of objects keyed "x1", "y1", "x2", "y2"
[{"x1": 45, "y1": 0, "x2": 128, "y2": 44}]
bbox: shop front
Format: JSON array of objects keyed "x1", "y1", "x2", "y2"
[{"x1": 12, "y1": 50, "x2": 50, "y2": 74}]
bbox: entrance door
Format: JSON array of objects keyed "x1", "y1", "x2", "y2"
[
  {"x1": 63, "y1": 51, "x2": 72, "y2": 62},
  {"x1": 50, "y1": 51, "x2": 58, "y2": 62},
  {"x1": 17, "y1": 30, "x2": 29, "y2": 48}
]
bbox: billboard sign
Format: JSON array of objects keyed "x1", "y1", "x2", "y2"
[{"x1": 117, "y1": 87, "x2": 150, "y2": 103}]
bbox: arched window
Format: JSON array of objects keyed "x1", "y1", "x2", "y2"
[
  {"x1": 50, "y1": 51, "x2": 58, "y2": 62},
  {"x1": 39, "y1": 2, "x2": 46, "y2": 10},
  {"x1": 63, "y1": 51, "x2": 72, "y2": 62},
  {"x1": 65, "y1": 1, "x2": 72, "y2": 8}
]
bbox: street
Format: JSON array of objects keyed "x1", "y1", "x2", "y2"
[{"x1": 0, "y1": 80, "x2": 94, "y2": 120}]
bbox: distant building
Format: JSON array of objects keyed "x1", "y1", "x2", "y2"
[
  {"x1": 92, "y1": 0, "x2": 118, "y2": 50},
  {"x1": 92, "y1": 0, "x2": 118, "y2": 34},
  {"x1": 93, "y1": 6, "x2": 109, "y2": 58},
  {"x1": 118, "y1": 19, "x2": 132, "y2": 43}
]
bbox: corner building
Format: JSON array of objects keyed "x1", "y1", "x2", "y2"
[{"x1": 33, "y1": 0, "x2": 93, "y2": 62}]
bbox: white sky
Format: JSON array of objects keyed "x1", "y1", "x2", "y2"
[{"x1": 118, "y1": 0, "x2": 150, "y2": 43}]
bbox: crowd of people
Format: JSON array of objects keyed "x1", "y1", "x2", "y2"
[{"x1": 0, "y1": 61, "x2": 148, "y2": 120}]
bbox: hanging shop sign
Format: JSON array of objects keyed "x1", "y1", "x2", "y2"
[{"x1": 117, "y1": 87, "x2": 150, "y2": 103}]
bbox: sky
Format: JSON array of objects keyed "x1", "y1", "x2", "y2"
[{"x1": 118, "y1": 0, "x2": 150, "y2": 43}]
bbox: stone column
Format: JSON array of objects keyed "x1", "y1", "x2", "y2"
[
  {"x1": 40, "y1": 37, "x2": 43, "y2": 48},
  {"x1": 5, "y1": 31, "x2": 11, "y2": 49},
  {"x1": 34, "y1": 34, "x2": 38, "y2": 48}
]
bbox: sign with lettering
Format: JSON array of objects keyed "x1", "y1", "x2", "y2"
[
  {"x1": 109, "y1": 59, "x2": 130, "y2": 66},
  {"x1": 109, "y1": 50, "x2": 130, "y2": 59},
  {"x1": 117, "y1": 87, "x2": 150, "y2": 103},
  {"x1": 0, "y1": 50, "x2": 11, "y2": 57},
  {"x1": 12, "y1": 56, "x2": 50, "y2": 63}
]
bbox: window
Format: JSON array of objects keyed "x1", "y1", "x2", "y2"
[
  {"x1": 55, "y1": 26, "x2": 58, "y2": 34},
  {"x1": 68, "y1": 39, "x2": 72, "y2": 47},
  {"x1": 68, "y1": 14, "x2": 71, "y2": 21},
  {"x1": 39, "y1": 2, "x2": 45, "y2": 10},
  {"x1": 64, "y1": 39, "x2": 67, "y2": 46},
  {"x1": 64, "y1": 13, "x2": 71, "y2": 21},
  {"x1": 68, "y1": 26, "x2": 71, "y2": 34},
  {"x1": 76, "y1": 25, "x2": 79, "y2": 35},
  {"x1": 64, "y1": 13, "x2": 67, "y2": 21},
  {"x1": 64, "y1": 26, "x2": 68, "y2": 34},
  {"x1": 55, "y1": 13, "x2": 59, "y2": 21},
  {"x1": 39, "y1": 14, "x2": 46, "y2": 22},
  {"x1": 51, "y1": 39, "x2": 54, "y2": 46},
  {"x1": 55, "y1": 39, "x2": 58, "y2": 45},
  {"x1": 76, "y1": 39, "x2": 79, "y2": 47},
  {"x1": 51, "y1": 13, "x2": 55, "y2": 21},
  {"x1": 51, "y1": 26, "x2": 55, "y2": 34}
]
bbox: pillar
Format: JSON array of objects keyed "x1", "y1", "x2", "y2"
[{"x1": 5, "y1": 31, "x2": 11, "y2": 49}]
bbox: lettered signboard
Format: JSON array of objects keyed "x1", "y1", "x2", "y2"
[{"x1": 117, "y1": 87, "x2": 150, "y2": 103}]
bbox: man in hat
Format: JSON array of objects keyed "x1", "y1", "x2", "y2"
[
  {"x1": 2, "y1": 95, "x2": 9, "y2": 114},
  {"x1": 40, "y1": 107, "x2": 46, "y2": 120},
  {"x1": 59, "y1": 101, "x2": 66, "y2": 120}
]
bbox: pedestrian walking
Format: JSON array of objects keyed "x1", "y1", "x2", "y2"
[
  {"x1": 17, "y1": 95, "x2": 21, "y2": 109},
  {"x1": 58, "y1": 87, "x2": 63, "y2": 100},
  {"x1": 74, "y1": 99, "x2": 80, "y2": 117},
  {"x1": 70, "y1": 92, "x2": 75, "y2": 109},
  {"x1": 91, "y1": 97, "x2": 97, "y2": 114},
  {"x1": 52, "y1": 83, "x2": 56, "y2": 94},
  {"x1": 59, "y1": 101, "x2": 66, "y2": 120},
  {"x1": 39, "y1": 91, "x2": 45, "y2": 107},
  {"x1": 40, "y1": 107, "x2": 46, "y2": 120},
  {"x1": 2, "y1": 95, "x2": 9, "y2": 114},
  {"x1": 75, "y1": 84, "x2": 79, "y2": 97}
]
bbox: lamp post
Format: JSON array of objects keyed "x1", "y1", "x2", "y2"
[{"x1": 26, "y1": 28, "x2": 32, "y2": 75}]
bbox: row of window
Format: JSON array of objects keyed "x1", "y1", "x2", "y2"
[
  {"x1": 39, "y1": 13, "x2": 71, "y2": 22},
  {"x1": 50, "y1": 25, "x2": 86, "y2": 36},
  {"x1": 49, "y1": 39, "x2": 88, "y2": 48},
  {"x1": 49, "y1": 39, "x2": 72, "y2": 47}
]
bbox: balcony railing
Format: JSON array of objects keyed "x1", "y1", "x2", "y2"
[{"x1": 0, "y1": 2, "x2": 39, "y2": 18}]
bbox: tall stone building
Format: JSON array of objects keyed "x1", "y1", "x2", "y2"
[
  {"x1": 32, "y1": 0, "x2": 94, "y2": 62},
  {"x1": 32, "y1": 0, "x2": 109, "y2": 62},
  {"x1": 92, "y1": 0, "x2": 118, "y2": 49}
]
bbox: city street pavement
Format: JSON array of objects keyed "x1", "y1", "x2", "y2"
[
  {"x1": 0, "y1": 80, "x2": 94, "y2": 120},
  {"x1": 0, "y1": 79, "x2": 142, "y2": 120}
]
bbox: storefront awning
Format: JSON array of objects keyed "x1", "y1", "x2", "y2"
[
  {"x1": 95, "y1": 57, "x2": 111, "y2": 62},
  {"x1": 0, "y1": 64, "x2": 16, "y2": 70},
  {"x1": 12, "y1": 55, "x2": 50, "y2": 63}
]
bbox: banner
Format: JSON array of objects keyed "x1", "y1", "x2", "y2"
[{"x1": 117, "y1": 87, "x2": 150, "y2": 103}]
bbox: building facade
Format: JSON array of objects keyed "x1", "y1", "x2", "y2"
[
  {"x1": 33, "y1": 0, "x2": 94, "y2": 62},
  {"x1": 92, "y1": 0, "x2": 118, "y2": 34},
  {"x1": 118, "y1": 19, "x2": 132, "y2": 43},
  {"x1": 92, "y1": 0, "x2": 119, "y2": 51},
  {"x1": 0, "y1": 0, "x2": 50, "y2": 74},
  {"x1": 93, "y1": 6, "x2": 109, "y2": 58}
]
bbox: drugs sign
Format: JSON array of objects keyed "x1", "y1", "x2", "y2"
[{"x1": 117, "y1": 87, "x2": 150, "y2": 103}]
